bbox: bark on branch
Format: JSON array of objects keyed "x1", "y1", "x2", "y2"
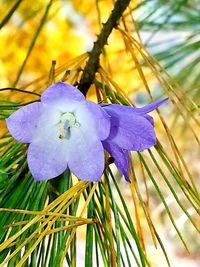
[{"x1": 78, "y1": 0, "x2": 131, "y2": 95}]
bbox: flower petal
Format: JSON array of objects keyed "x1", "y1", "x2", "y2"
[
  {"x1": 27, "y1": 138, "x2": 68, "y2": 181},
  {"x1": 134, "y1": 98, "x2": 168, "y2": 114},
  {"x1": 101, "y1": 99, "x2": 167, "y2": 150},
  {"x1": 68, "y1": 133, "x2": 104, "y2": 182},
  {"x1": 86, "y1": 101, "x2": 111, "y2": 140},
  {"x1": 6, "y1": 102, "x2": 42, "y2": 143},
  {"x1": 41, "y1": 82, "x2": 85, "y2": 103},
  {"x1": 144, "y1": 114, "x2": 154, "y2": 125},
  {"x1": 103, "y1": 107, "x2": 156, "y2": 150},
  {"x1": 102, "y1": 98, "x2": 168, "y2": 115},
  {"x1": 103, "y1": 141, "x2": 130, "y2": 181}
]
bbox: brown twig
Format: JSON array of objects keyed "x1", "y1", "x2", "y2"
[{"x1": 78, "y1": 0, "x2": 131, "y2": 95}]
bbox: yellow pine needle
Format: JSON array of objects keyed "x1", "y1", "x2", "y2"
[
  {"x1": 130, "y1": 163, "x2": 171, "y2": 267},
  {"x1": 60, "y1": 182, "x2": 98, "y2": 267},
  {"x1": 14, "y1": 182, "x2": 89, "y2": 267},
  {"x1": 98, "y1": 71, "x2": 117, "y2": 103},
  {"x1": 0, "y1": 181, "x2": 88, "y2": 266},
  {"x1": 44, "y1": 220, "x2": 93, "y2": 235},
  {"x1": 129, "y1": 170, "x2": 146, "y2": 252},
  {"x1": 157, "y1": 113, "x2": 187, "y2": 180},
  {"x1": 47, "y1": 60, "x2": 56, "y2": 85},
  {"x1": 170, "y1": 100, "x2": 200, "y2": 146},
  {"x1": 95, "y1": 82, "x2": 104, "y2": 103},
  {"x1": 157, "y1": 142, "x2": 200, "y2": 206},
  {"x1": 99, "y1": 67, "x2": 133, "y2": 106},
  {"x1": 54, "y1": 53, "x2": 88, "y2": 77},
  {"x1": 122, "y1": 34, "x2": 152, "y2": 97},
  {"x1": 139, "y1": 159, "x2": 150, "y2": 208},
  {"x1": 4, "y1": 217, "x2": 93, "y2": 228},
  {"x1": 130, "y1": 164, "x2": 157, "y2": 248},
  {"x1": 158, "y1": 113, "x2": 198, "y2": 192},
  {"x1": 20, "y1": 53, "x2": 88, "y2": 91},
  {"x1": 104, "y1": 176, "x2": 117, "y2": 267},
  {"x1": 0, "y1": 208, "x2": 90, "y2": 221},
  {"x1": 118, "y1": 26, "x2": 199, "y2": 189},
  {"x1": 119, "y1": 28, "x2": 199, "y2": 127},
  {"x1": 157, "y1": 109, "x2": 198, "y2": 193},
  {"x1": 0, "y1": 208, "x2": 90, "y2": 228},
  {"x1": 67, "y1": 67, "x2": 82, "y2": 85},
  {"x1": 4, "y1": 221, "x2": 94, "y2": 249}
]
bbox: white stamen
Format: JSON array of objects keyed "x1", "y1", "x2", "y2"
[{"x1": 59, "y1": 112, "x2": 80, "y2": 139}]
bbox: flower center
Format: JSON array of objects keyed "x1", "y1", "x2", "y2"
[{"x1": 59, "y1": 112, "x2": 80, "y2": 139}]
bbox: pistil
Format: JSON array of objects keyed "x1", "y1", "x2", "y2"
[{"x1": 59, "y1": 112, "x2": 80, "y2": 139}]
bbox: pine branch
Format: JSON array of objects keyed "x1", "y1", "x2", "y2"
[{"x1": 78, "y1": 0, "x2": 131, "y2": 95}]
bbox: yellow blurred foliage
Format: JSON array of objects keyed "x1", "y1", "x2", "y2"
[
  {"x1": 0, "y1": 1, "x2": 86, "y2": 87},
  {"x1": 0, "y1": 0, "x2": 141, "y2": 96}
]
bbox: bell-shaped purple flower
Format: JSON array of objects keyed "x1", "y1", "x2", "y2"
[
  {"x1": 6, "y1": 82, "x2": 110, "y2": 182},
  {"x1": 102, "y1": 98, "x2": 168, "y2": 181}
]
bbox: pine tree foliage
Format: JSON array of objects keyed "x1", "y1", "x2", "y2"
[{"x1": 0, "y1": 1, "x2": 199, "y2": 266}]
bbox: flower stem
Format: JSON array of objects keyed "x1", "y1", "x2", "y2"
[{"x1": 78, "y1": 0, "x2": 131, "y2": 95}]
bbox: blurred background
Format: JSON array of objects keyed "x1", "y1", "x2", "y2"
[{"x1": 0, "y1": 0, "x2": 199, "y2": 266}]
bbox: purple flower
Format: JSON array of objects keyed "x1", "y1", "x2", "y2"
[
  {"x1": 6, "y1": 81, "x2": 167, "y2": 183},
  {"x1": 6, "y1": 82, "x2": 110, "y2": 181},
  {"x1": 102, "y1": 98, "x2": 168, "y2": 181}
]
